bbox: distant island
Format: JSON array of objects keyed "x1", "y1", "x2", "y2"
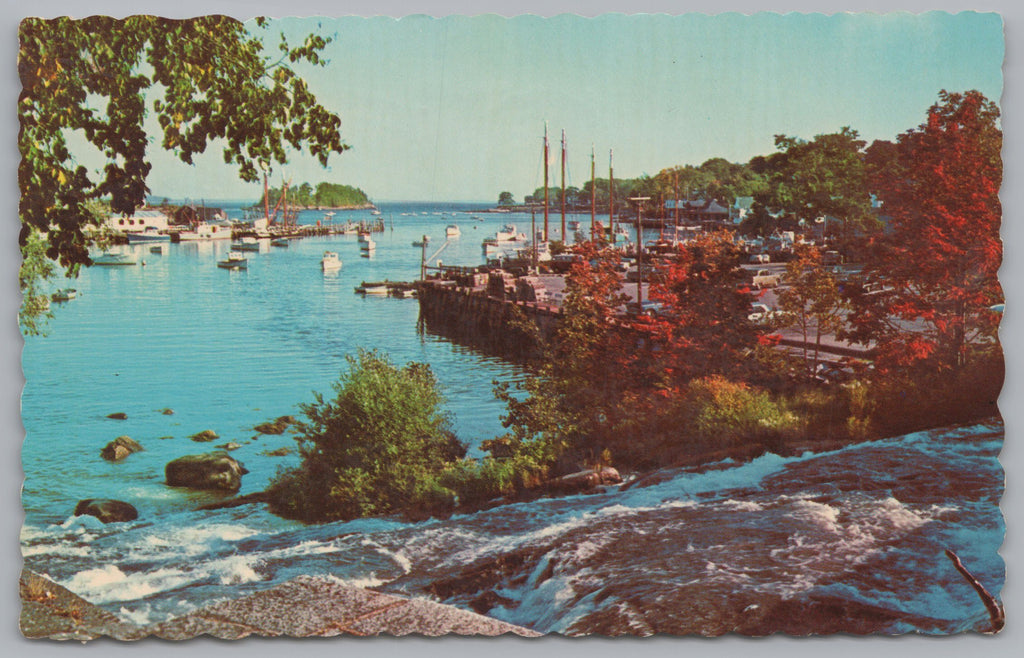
[{"x1": 259, "y1": 181, "x2": 374, "y2": 210}]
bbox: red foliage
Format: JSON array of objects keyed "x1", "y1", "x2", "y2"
[{"x1": 856, "y1": 90, "x2": 1002, "y2": 372}]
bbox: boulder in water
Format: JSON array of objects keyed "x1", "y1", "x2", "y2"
[
  {"x1": 253, "y1": 416, "x2": 296, "y2": 435},
  {"x1": 106, "y1": 412, "x2": 127, "y2": 420},
  {"x1": 189, "y1": 429, "x2": 219, "y2": 442},
  {"x1": 545, "y1": 467, "x2": 622, "y2": 495},
  {"x1": 165, "y1": 453, "x2": 248, "y2": 492},
  {"x1": 100, "y1": 436, "x2": 143, "y2": 461},
  {"x1": 74, "y1": 499, "x2": 138, "y2": 523}
]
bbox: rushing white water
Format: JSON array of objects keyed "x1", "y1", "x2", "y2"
[{"x1": 20, "y1": 203, "x2": 1004, "y2": 635}]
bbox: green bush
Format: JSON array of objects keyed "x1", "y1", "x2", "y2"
[
  {"x1": 680, "y1": 376, "x2": 793, "y2": 450},
  {"x1": 267, "y1": 350, "x2": 466, "y2": 523}
]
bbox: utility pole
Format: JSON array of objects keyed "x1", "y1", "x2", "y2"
[
  {"x1": 630, "y1": 197, "x2": 650, "y2": 305},
  {"x1": 609, "y1": 149, "x2": 615, "y2": 245},
  {"x1": 543, "y1": 123, "x2": 550, "y2": 243},
  {"x1": 561, "y1": 129, "x2": 567, "y2": 243},
  {"x1": 590, "y1": 145, "x2": 596, "y2": 239}
]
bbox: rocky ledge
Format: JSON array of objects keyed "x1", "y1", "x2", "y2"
[{"x1": 20, "y1": 570, "x2": 540, "y2": 641}]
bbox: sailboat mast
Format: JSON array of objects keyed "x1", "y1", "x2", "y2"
[
  {"x1": 560, "y1": 129, "x2": 566, "y2": 242},
  {"x1": 543, "y1": 124, "x2": 550, "y2": 242},
  {"x1": 609, "y1": 149, "x2": 615, "y2": 244},
  {"x1": 263, "y1": 173, "x2": 270, "y2": 223},
  {"x1": 590, "y1": 145, "x2": 596, "y2": 238}
]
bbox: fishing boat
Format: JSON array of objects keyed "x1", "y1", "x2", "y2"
[
  {"x1": 360, "y1": 282, "x2": 389, "y2": 295},
  {"x1": 50, "y1": 289, "x2": 77, "y2": 302},
  {"x1": 321, "y1": 251, "x2": 342, "y2": 272},
  {"x1": 126, "y1": 226, "x2": 171, "y2": 244},
  {"x1": 216, "y1": 251, "x2": 247, "y2": 270},
  {"x1": 568, "y1": 219, "x2": 581, "y2": 231},
  {"x1": 357, "y1": 230, "x2": 372, "y2": 243},
  {"x1": 177, "y1": 221, "x2": 233, "y2": 241},
  {"x1": 92, "y1": 252, "x2": 136, "y2": 266},
  {"x1": 231, "y1": 236, "x2": 260, "y2": 251},
  {"x1": 271, "y1": 238, "x2": 289, "y2": 247},
  {"x1": 445, "y1": 225, "x2": 461, "y2": 237}
]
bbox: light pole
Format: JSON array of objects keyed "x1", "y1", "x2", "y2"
[{"x1": 630, "y1": 196, "x2": 650, "y2": 305}]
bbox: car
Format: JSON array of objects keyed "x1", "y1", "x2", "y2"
[
  {"x1": 626, "y1": 300, "x2": 664, "y2": 317},
  {"x1": 748, "y1": 303, "x2": 794, "y2": 325}
]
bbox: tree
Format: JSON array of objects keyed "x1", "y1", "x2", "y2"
[
  {"x1": 497, "y1": 191, "x2": 515, "y2": 206},
  {"x1": 267, "y1": 350, "x2": 466, "y2": 522},
  {"x1": 19, "y1": 16, "x2": 348, "y2": 323},
  {"x1": 647, "y1": 232, "x2": 761, "y2": 383},
  {"x1": 846, "y1": 90, "x2": 1002, "y2": 372},
  {"x1": 776, "y1": 245, "x2": 845, "y2": 378},
  {"x1": 758, "y1": 128, "x2": 875, "y2": 236}
]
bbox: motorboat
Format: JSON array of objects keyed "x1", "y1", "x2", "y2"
[
  {"x1": 231, "y1": 236, "x2": 260, "y2": 251},
  {"x1": 126, "y1": 226, "x2": 171, "y2": 243},
  {"x1": 321, "y1": 251, "x2": 342, "y2": 272},
  {"x1": 495, "y1": 224, "x2": 525, "y2": 242},
  {"x1": 92, "y1": 252, "x2": 136, "y2": 266},
  {"x1": 51, "y1": 289, "x2": 77, "y2": 302},
  {"x1": 445, "y1": 225, "x2": 461, "y2": 237},
  {"x1": 217, "y1": 251, "x2": 248, "y2": 270},
  {"x1": 177, "y1": 221, "x2": 233, "y2": 241}
]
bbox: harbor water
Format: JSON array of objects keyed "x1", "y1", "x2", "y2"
[{"x1": 20, "y1": 202, "x2": 1004, "y2": 634}]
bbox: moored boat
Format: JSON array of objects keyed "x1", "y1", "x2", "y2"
[
  {"x1": 217, "y1": 251, "x2": 248, "y2": 270},
  {"x1": 126, "y1": 226, "x2": 171, "y2": 244},
  {"x1": 271, "y1": 238, "x2": 289, "y2": 248},
  {"x1": 92, "y1": 252, "x2": 136, "y2": 266},
  {"x1": 321, "y1": 251, "x2": 342, "y2": 272},
  {"x1": 177, "y1": 221, "x2": 233, "y2": 241},
  {"x1": 231, "y1": 236, "x2": 260, "y2": 251},
  {"x1": 51, "y1": 289, "x2": 77, "y2": 302},
  {"x1": 445, "y1": 225, "x2": 461, "y2": 237}
]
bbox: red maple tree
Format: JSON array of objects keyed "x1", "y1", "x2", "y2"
[{"x1": 847, "y1": 90, "x2": 1002, "y2": 373}]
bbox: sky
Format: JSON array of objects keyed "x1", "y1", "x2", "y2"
[{"x1": 134, "y1": 12, "x2": 1005, "y2": 204}]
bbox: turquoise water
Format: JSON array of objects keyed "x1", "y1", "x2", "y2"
[
  {"x1": 21, "y1": 203, "x2": 550, "y2": 521},
  {"x1": 19, "y1": 204, "x2": 1004, "y2": 633}
]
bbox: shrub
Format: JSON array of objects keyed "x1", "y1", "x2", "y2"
[
  {"x1": 680, "y1": 376, "x2": 792, "y2": 450},
  {"x1": 267, "y1": 350, "x2": 466, "y2": 523}
]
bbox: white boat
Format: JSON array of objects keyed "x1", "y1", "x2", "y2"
[
  {"x1": 360, "y1": 239, "x2": 377, "y2": 258},
  {"x1": 51, "y1": 288, "x2": 77, "y2": 302},
  {"x1": 177, "y1": 222, "x2": 233, "y2": 241},
  {"x1": 92, "y1": 252, "x2": 136, "y2": 266},
  {"x1": 321, "y1": 251, "x2": 342, "y2": 272},
  {"x1": 126, "y1": 226, "x2": 171, "y2": 243},
  {"x1": 231, "y1": 236, "x2": 260, "y2": 251},
  {"x1": 568, "y1": 220, "x2": 581, "y2": 231},
  {"x1": 357, "y1": 231, "x2": 372, "y2": 243},
  {"x1": 495, "y1": 224, "x2": 526, "y2": 242},
  {"x1": 362, "y1": 283, "x2": 388, "y2": 295},
  {"x1": 445, "y1": 225, "x2": 461, "y2": 237},
  {"x1": 217, "y1": 251, "x2": 248, "y2": 270}
]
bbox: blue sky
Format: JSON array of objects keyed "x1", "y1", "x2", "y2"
[{"x1": 145, "y1": 12, "x2": 1004, "y2": 203}]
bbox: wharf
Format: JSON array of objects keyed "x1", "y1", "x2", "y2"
[{"x1": 418, "y1": 268, "x2": 872, "y2": 362}]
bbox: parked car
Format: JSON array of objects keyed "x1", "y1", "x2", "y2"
[
  {"x1": 626, "y1": 300, "x2": 664, "y2": 317},
  {"x1": 751, "y1": 269, "x2": 781, "y2": 289}
]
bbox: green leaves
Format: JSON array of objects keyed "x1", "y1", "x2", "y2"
[
  {"x1": 19, "y1": 16, "x2": 349, "y2": 330},
  {"x1": 268, "y1": 350, "x2": 466, "y2": 523}
]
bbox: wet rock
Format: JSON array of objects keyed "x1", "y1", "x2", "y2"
[
  {"x1": 160, "y1": 408, "x2": 174, "y2": 415},
  {"x1": 106, "y1": 412, "x2": 127, "y2": 420},
  {"x1": 217, "y1": 441, "x2": 242, "y2": 451},
  {"x1": 158, "y1": 435, "x2": 174, "y2": 440},
  {"x1": 261, "y1": 447, "x2": 292, "y2": 457},
  {"x1": 545, "y1": 467, "x2": 622, "y2": 495},
  {"x1": 20, "y1": 570, "x2": 145, "y2": 640},
  {"x1": 165, "y1": 453, "x2": 248, "y2": 492},
  {"x1": 189, "y1": 429, "x2": 219, "y2": 442},
  {"x1": 254, "y1": 415, "x2": 297, "y2": 435},
  {"x1": 101, "y1": 435, "x2": 143, "y2": 461},
  {"x1": 74, "y1": 499, "x2": 138, "y2": 523}
]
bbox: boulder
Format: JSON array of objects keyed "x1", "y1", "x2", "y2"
[
  {"x1": 261, "y1": 447, "x2": 292, "y2": 457},
  {"x1": 74, "y1": 499, "x2": 138, "y2": 523},
  {"x1": 100, "y1": 436, "x2": 143, "y2": 461},
  {"x1": 254, "y1": 415, "x2": 296, "y2": 435},
  {"x1": 545, "y1": 467, "x2": 622, "y2": 496},
  {"x1": 189, "y1": 429, "x2": 219, "y2": 442},
  {"x1": 160, "y1": 408, "x2": 174, "y2": 415},
  {"x1": 165, "y1": 453, "x2": 248, "y2": 492},
  {"x1": 106, "y1": 412, "x2": 127, "y2": 420},
  {"x1": 217, "y1": 441, "x2": 242, "y2": 451}
]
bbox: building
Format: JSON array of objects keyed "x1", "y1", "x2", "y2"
[{"x1": 104, "y1": 210, "x2": 170, "y2": 234}]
